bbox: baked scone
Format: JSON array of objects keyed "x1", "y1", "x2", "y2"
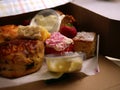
[
  {"x1": 73, "y1": 31, "x2": 96, "y2": 58},
  {"x1": 0, "y1": 39, "x2": 44, "y2": 78}
]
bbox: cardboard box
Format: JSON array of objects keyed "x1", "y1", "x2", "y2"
[
  {"x1": 1, "y1": 2, "x2": 120, "y2": 59},
  {"x1": 0, "y1": 2, "x2": 120, "y2": 90},
  {"x1": 54, "y1": 2, "x2": 120, "y2": 59}
]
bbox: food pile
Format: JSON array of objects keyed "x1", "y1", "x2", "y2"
[{"x1": 0, "y1": 9, "x2": 96, "y2": 78}]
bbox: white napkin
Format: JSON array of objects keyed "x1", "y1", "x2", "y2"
[{"x1": 0, "y1": 0, "x2": 71, "y2": 17}]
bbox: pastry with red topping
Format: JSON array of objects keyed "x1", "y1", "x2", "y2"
[{"x1": 45, "y1": 32, "x2": 74, "y2": 54}]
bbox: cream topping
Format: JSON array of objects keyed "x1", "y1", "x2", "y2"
[{"x1": 30, "y1": 11, "x2": 65, "y2": 33}]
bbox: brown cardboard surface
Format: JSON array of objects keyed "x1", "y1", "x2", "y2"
[
  {"x1": 72, "y1": 0, "x2": 120, "y2": 20},
  {"x1": 0, "y1": 2, "x2": 120, "y2": 90},
  {"x1": 55, "y1": 3, "x2": 120, "y2": 58},
  {"x1": 0, "y1": 3, "x2": 120, "y2": 58},
  {"x1": 0, "y1": 55, "x2": 120, "y2": 90}
]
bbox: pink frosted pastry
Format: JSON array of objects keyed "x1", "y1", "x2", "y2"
[{"x1": 45, "y1": 32, "x2": 74, "y2": 54}]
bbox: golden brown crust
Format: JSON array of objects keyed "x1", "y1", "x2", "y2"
[
  {"x1": 0, "y1": 62, "x2": 42, "y2": 78},
  {"x1": 61, "y1": 15, "x2": 76, "y2": 25},
  {"x1": 0, "y1": 40, "x2": 44, "y2": 78},
  {"x1": 56, "y1": 10, "x2": 76, "y2": 26},
  {"x1": 0, "y1": 25, "x2": 18, "y2": 43},
  {"x1": 0, "y1": 25, "x2": 45, "y2": 44},
  {"x1": 0, "y1": 39, "x2": 41, "y2": 56}
]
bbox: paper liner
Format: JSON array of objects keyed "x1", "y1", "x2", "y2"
[
  {"x1": 0, "y1": 35, "x2": 100, "y2": 88},
  {"x1": 0, "y1": 56, "x2": 99, "y2": 88},
  {"x1": 0, "y1": 0, "x2": 71, "y2": 17}
]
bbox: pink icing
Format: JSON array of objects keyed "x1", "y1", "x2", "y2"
[{"x1": 45, "y1": 32, "x2": 73, "y2": 51}]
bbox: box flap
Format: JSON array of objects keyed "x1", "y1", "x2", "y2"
[
  {"x1": 0, "y1": 0, "x2": 71, "y2": 17},
  {"x1": 72, "y1": 0, "x2": 120, "y2": 20}
]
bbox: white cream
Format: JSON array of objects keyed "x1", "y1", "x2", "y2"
[{"x1": 30, "y1": 10, "x2": 65, "y2": 33}]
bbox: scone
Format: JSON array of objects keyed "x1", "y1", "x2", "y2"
[
  {"x1": 73, "y1": 31, "x2": 96, "y2": 58},
  {"x1": 0, "y1": 39, "x2": 44, "y2": 78}
]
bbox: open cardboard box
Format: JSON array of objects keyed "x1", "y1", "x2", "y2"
[
  {"x1": 0, "y1": 1, "x2": 120, "y2": 90},
  {"x1": 1, "y1": 2, "x2": 120, "y2": 59},
  {"x1": 56, "y1": 3, "x2": 120, "y2": 59}
]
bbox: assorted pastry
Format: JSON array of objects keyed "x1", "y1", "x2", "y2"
[
  {"x1": 0, "y1": 9, "x2": 97, "y2": 78},
  {"x1": 0, "y1": 25, "x2": 50, "y2": 78}
]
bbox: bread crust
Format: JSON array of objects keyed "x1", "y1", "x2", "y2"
[{"x1": 0, "y1": 25, "x2": 18, "y2": 43}]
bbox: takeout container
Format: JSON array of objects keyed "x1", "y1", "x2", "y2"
[
  {"x1": 54, "y1": 3, "x2": 120, "y2": 59},
  {"x1": 0, "y1": 1, "x2": 120, "y2": 90},
  {"x1": 0, "y1": 2, "x2": 120, "y2": 59},
  {"x1": 45, "y1": 52, "x2": 84, "y2": 73},
  {"x1": 30, "y1": 9, "x2": 60, "y2": 33}
]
